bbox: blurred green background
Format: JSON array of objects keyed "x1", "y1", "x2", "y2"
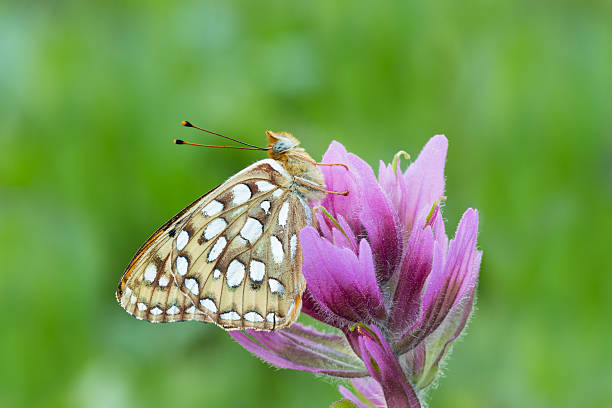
[{"x1": 1, "y1": 1, "x2": 611, "y2": 407}]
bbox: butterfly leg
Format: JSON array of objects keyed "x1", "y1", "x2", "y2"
[
  {"x1": 289, "y1": 153, "x2": 349, "y2": 171},
  {"x1": 294, "y1": 176, "x2": 349, "y2": 196},
  {"x1": 314, "y1": 162, "x2": 349, "y2": 171}
]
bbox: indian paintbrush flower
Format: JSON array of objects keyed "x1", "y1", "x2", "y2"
[{"x1": 231, "y1": 135, "x2": 481, "y2": 408}]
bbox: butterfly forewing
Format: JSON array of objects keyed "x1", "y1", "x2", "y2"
[{"x1": 117, "y1": 159, "x2": 311, "y2": 330}]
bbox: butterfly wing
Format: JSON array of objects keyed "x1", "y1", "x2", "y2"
[
  {"x1": 117, "y1": 159, "x2": 312, "y2": 330},
  {"x1": 116, "y1": 184, "x2": 219, "y2": 323}
]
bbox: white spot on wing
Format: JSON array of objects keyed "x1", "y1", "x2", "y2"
[
  {"x1": 270, "y1": 236, "x2": 284, "y2": 264},
  {"x1": 232, "y1": 184, "x2": 252, "y2": 205},
  {"x1": 184, "y1": 278, "x2": 199, "y2": 296},
  {"x1": 166, "y1": 305, "x2": 180, "y2": 315},
  {"x1": 186, "y1": 305, "x2": 197, "y2": 314},
  {"x1": 240, "y1": 217, "x2": 263, "y2": 244},
  {"x1": 130, "y1": 295, "x2": 136, "y2": 304},
  {"x1": 202, "y1": 200, "x2": 224, "y2": 216},
  {"x1": 176, "y1": 256, "x2": 188, "y2": 276},
  {"x1": 226, "y1": 259, "x2": 245, "y2": 288},
  {"x1": 266, "y1": 312, "x2": 283, "y2": 323},
  {"x1": 249, "y1": 260, "x2": 266, "y2": 282},
  {"x1": 255, "y1": 181, "x2": 275, "y2": 192},
  {"x1": 213, "y1": 269, "x2": 221, "y2": 279},
  {"x1": 150, "y1": 307, "x2": 162, "y2": 316},
  {"x1": 229, "y1": 160, "x2": 290, "y2": 184},
  {"x1": 158, "y1": 276, "x2": 170, "y2": 287},
  {"x1": 272, "y1": 189, "x2": 283, "y2": 198},
  {"x1": 204, "y1": 218, "x2": 227, "y2": 241},
  {"x1": 244, "y1": 311, "x2": 264, "y2": 323},
  {"x1": 200, "y1": 298, "x2": 218, "y2": 313},
  {"x1": 290, "y1": 234, "x2": 298, "y2": 260},
  {"x1": 144, "y1": 264, "x2": 157, "y2": 283},
  {"x1": 176, "y1": 230, "x2": 189, "y2": 251},
  {"x1": 208, "y1": 237, "x2": 227, "y2": 262},
  {"x1": 260, "y1": 200, "x2": 271, "y2": 214},
  {"x1": 265, "y1": 159, "x2": 291, "y2": 179},
  {"x1": 278, "y1": 201, "x2": 290, "y2": 226},
  {"x1": 298, "y1": 196, "x2": 313, "y2": 225},
  {"x1": 220, "y1": 311, "x2": 241, "y2": 321},
  {"x1": 137, "y1": 302, "x2": 147, "y2": 311},
  {"x1": 268, "y1": 278, "x2": 285, "y2": 296}
]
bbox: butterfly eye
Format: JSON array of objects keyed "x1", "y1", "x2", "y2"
[{"x1": 272, "y1": 139, "x2": 294, "y2": 154}]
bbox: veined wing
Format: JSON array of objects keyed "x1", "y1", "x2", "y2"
[
  {"x1": 116, "y1": 159, "x2": 312, "y2": 330},
  {"x1": 170, "y1": 160, "x2": 313, "y2": 330},
  {"x1": 116, "y1": 182, "x2": 222, "y2": 323}
]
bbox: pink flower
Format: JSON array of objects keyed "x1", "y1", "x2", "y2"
[{"x1": 231, "y1": 136, "x2": 481, "y2": 407}]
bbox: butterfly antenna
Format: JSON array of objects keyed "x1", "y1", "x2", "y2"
[
  {"x1": 174, "y1": 139, "x2": 267, "y2": 151},
  {"x1": 181, "y1": 120, "x2": 269, "y2": 150}
]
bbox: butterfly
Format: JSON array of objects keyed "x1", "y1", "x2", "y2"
[{"x1": 116, "y1": 121, "x2": 348, "y2": 331}]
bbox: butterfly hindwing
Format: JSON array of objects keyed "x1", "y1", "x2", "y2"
[
  {"x1": 119, "y1": 249, "x2": 213, "y2": 323},
  {"x1": 171, "y1": 160, "x2": 310, "y2": 330},
  {"x1": 116, "y1": 184, "x2": 223, "y2": 323},
  {"x1": 117, "y1": 159, "x2": 311, "y2": 330}
]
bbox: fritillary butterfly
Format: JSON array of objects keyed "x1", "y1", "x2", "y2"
[{"x1": 116, "y1": 122, "x2": 347, "y2": 331}]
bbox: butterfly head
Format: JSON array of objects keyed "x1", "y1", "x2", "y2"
[{"x1": 266, "y1": 131, "x2": 303, "y2": 158}]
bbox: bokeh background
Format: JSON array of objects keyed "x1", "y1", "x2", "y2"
[{"x1": 1, "y1": 1, "x2": 611, "y2": 407}]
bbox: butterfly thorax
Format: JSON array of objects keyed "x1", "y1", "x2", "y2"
[{"x1": 266, "y1": 131, "x2": 326, "y2": 202}]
